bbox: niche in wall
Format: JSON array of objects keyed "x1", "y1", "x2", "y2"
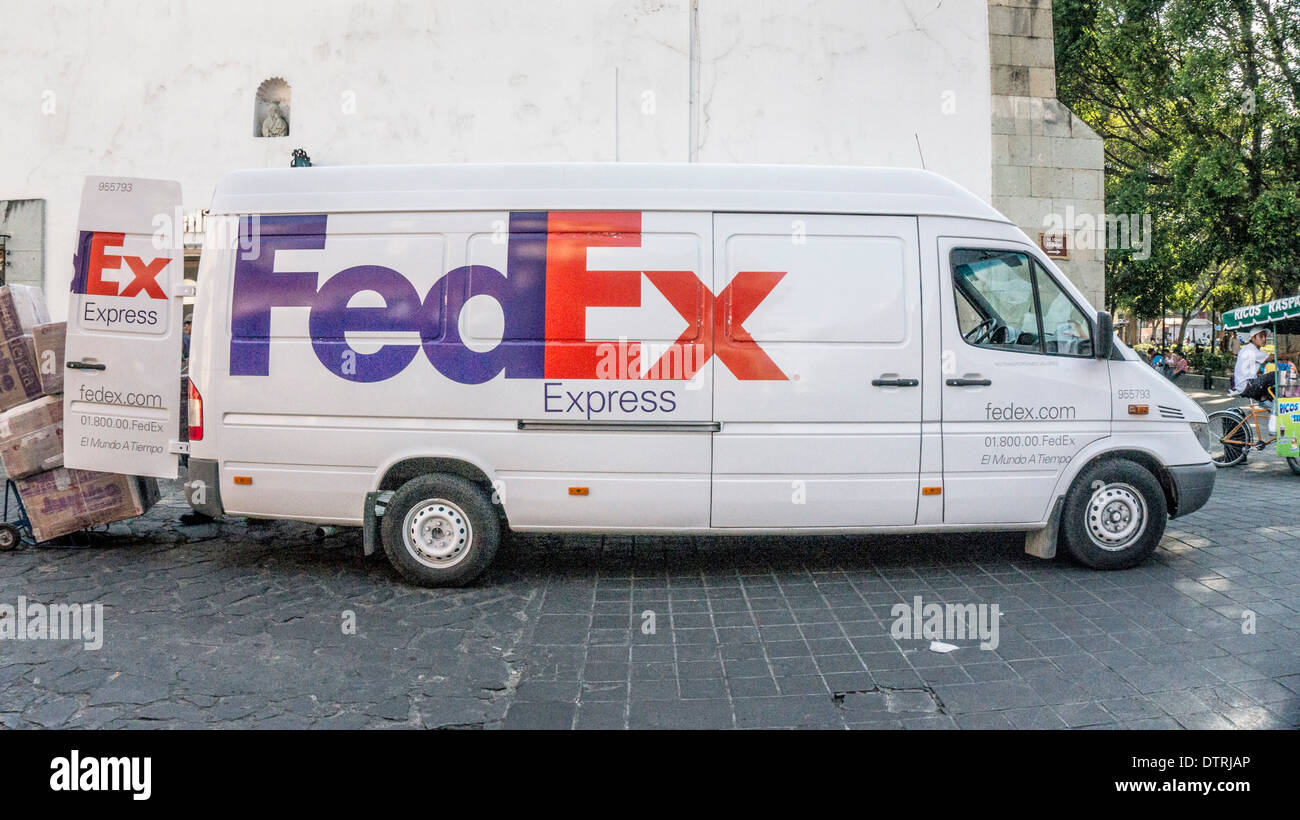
[{"x1": 254, "y1": 77, "x2": 291, "y2": 138}]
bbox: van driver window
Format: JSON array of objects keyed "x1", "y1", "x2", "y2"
[
  {"x1": 951, "y1": 249, "x2": 1093, "y2": 357},
  {"x1": 952, "y1": 250, "x2": 1042, "y2": 353}
]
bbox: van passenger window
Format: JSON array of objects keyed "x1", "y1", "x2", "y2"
[{"x1": 951, "y1": 249, "x2": 1092, "y2": 357}]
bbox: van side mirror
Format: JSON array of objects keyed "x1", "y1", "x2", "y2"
[{"x1": 1094, "y1": 311, "x2": 1114, "y2": 359}]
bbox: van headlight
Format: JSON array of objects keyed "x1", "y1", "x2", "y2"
[{"x1": 1190, "y1": 421, "x2": 1211, "y2": 454}]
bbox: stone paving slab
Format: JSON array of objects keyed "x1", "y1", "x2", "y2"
[{"x1": 0, "y1": 453, "x2": 1296, "y2": 730}]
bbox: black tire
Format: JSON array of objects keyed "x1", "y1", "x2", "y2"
[
  {"x1": 1288, "y1": 457, "x2": 1300, "y2": 476},
  {"x1": 380, "y1": 474, "x2": 499, "y2": 587},
  {"x1": 0, "y1": 524, "x2": 19, "y2": 551},
  {"x1": 1206, "y1": 409, "x2": 1251, "y2": 467},
  {"x1": 1059, "y1": 458, "x2": 1167, "y2": 570}
]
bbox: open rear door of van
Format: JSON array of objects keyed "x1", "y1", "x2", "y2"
[{"x1": 63, "y1": 176, "x2": 186, "y2": 479}]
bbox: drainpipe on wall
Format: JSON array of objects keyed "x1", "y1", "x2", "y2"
[{"x1": 688, "y1": 0, "x2": 700, "y2": 162}]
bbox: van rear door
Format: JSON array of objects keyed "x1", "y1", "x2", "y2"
[{"x1": 63, "y1": 176, "x2": 186, "y2": 479}]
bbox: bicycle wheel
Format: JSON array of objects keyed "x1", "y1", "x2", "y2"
[
  {"x1": 1207, "y1": 409, "x2": 1252, "y2": 467},
  {"x1": 1288, "y1": 457, "x2": 1300, "y2": 476}
]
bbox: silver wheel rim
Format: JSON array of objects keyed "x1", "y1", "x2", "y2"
[
  {"x1": 1085, "y1": 482, "x2": 1147, "y2": 551},
  {"x1": 402, "y1": 498, "x2": 473, "y2": 569}
]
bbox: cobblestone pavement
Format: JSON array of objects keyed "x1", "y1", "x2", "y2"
[{"x1": 1, "y1": 454, "x2": 1297, "y2": 730}]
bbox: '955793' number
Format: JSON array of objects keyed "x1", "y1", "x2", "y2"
[
  {"x1": 97, "y1": 182, "x2": 133, "y2": 192},
  {"x1": 1117, "y1": 388, "x2": 1150, "y2": 400}
]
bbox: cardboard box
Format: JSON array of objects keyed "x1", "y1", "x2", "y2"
[
  {"x1": 0, "y1": 285, "x2": 51, "y2": 342},
  {"x1": 0, "y1": 336, "x2": 43, "y2": 412},
  {"x1": 32, "y1": 322, "x2": 66, "y2": 395},
  {"x1": 0, "y1": 394, "x2": 61, "y2": 439},
  {"x1": 0, "y1": 395, "x2": 64, "y2": 478},
  {"x1": 15, "y1": 468, "x2": 158, "y2": 543},
  {"x1": 0, "y1": 425, "x2": 63, "y2": 479}
]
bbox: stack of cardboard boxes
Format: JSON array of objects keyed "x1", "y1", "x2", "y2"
[{"x1": 0, "y1": 285, "x2": 159, "y2": 542}]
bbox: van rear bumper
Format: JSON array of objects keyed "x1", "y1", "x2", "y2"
[
  {"x1": 185, "y1": 458, "x2": 225, "y2": 518},
  {"x1": 1168, "y1": 462, "x2": 1215, "y2": 518}
]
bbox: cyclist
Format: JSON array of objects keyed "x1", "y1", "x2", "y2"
[{"x1": 1232, "y1": 326, "x2": 1274, "y2": 407}]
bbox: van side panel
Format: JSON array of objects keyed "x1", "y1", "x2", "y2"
[
  {"x1": 710, "y1": 214, "x2": 923, "y2": 527},
  {"x1": 204, "y1": 210, "x2": 716, "y2": 528}
]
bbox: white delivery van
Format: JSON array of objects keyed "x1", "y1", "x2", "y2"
[{"x1": 63, "y1": 164, "x2": 1215, "y2": 586}]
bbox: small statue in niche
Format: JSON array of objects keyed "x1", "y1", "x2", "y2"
[{"x1": 261, "y1": 102, "x2": 289, "y2": 138}]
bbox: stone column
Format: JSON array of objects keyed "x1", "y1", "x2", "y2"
[{"x1": 988, "y1": 0, "x2": 1105, "y2": 308}]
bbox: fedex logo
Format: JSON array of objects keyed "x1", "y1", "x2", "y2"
[
  {"x1": 71, "y1": 231, "x2": 169, "y2": 331},
  {"x1": 71, "y1": 231, "x2": 170, "y2": 299},
  {"x1": 230, "y1": 212, "x2": 788, "y2": 385}
]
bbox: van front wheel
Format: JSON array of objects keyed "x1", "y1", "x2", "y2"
[
  {"x1": 381, "y1": 474, "x2": 500, "y2": 587},
  {"x1": 1060, "y1": 459, "x2": 1166, "y2": 570}
]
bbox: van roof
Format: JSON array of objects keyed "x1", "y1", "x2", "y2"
[{"x1": 208, "y1": 163, "x2": 1009, "y2": 222}]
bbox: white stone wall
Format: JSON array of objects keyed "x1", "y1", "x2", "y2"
[
  {"x1": 0, "y1": 0, "x2": 992, "y2": 319},
  {"x1": 695, "y1": 0, "x2": 991, "y2": 175}
]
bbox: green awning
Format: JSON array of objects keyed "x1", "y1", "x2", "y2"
[{"x1": 1222, "y1": 295, "x2": 1300, "y2": 330}]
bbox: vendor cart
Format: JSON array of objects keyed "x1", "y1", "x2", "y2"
[{"x1": 1212, "y1": 298, "x2": 1300, "y2": 474}]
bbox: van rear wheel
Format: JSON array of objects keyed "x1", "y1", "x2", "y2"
[
  {"x1": 381, "y1": 474, "x2": 499, "y2": 587},
  {"x1": 1059, "y1": 458, "x2": 1166, "y2": 570}
]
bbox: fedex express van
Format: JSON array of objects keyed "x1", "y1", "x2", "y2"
[{"x1": 63, "y1": 164, "x2": 1215, "y2": 586}]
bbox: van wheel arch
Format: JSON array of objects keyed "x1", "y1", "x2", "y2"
[
  {"x1": 1068, "y1": 450, "x2": 1176, "y2": 517},
  {"x1": 378, "y1": 457, "x2": 508, "y2": 526},
  {"x1": 381, "y1": 456, "x2": 491, "y2": 490}
]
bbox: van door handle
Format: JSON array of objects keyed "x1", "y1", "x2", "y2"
[
  {"x1": 871, "y1": 377, "x2": 919, "y2": 387},
  {"x1": 946, "y1": 377, "x2": 991, "y2": 387},
  {"x1": 67, "y1": 361, "x2": 107, "y2": 371}
]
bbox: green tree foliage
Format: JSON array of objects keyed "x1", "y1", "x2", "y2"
[{"x1": 1055, "y1": 0, "x2": 1300, "y2": 338}]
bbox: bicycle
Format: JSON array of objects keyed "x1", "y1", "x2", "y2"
[{"x1": 1206, "y1": 388, "x2": 1300, "y2": 473}]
